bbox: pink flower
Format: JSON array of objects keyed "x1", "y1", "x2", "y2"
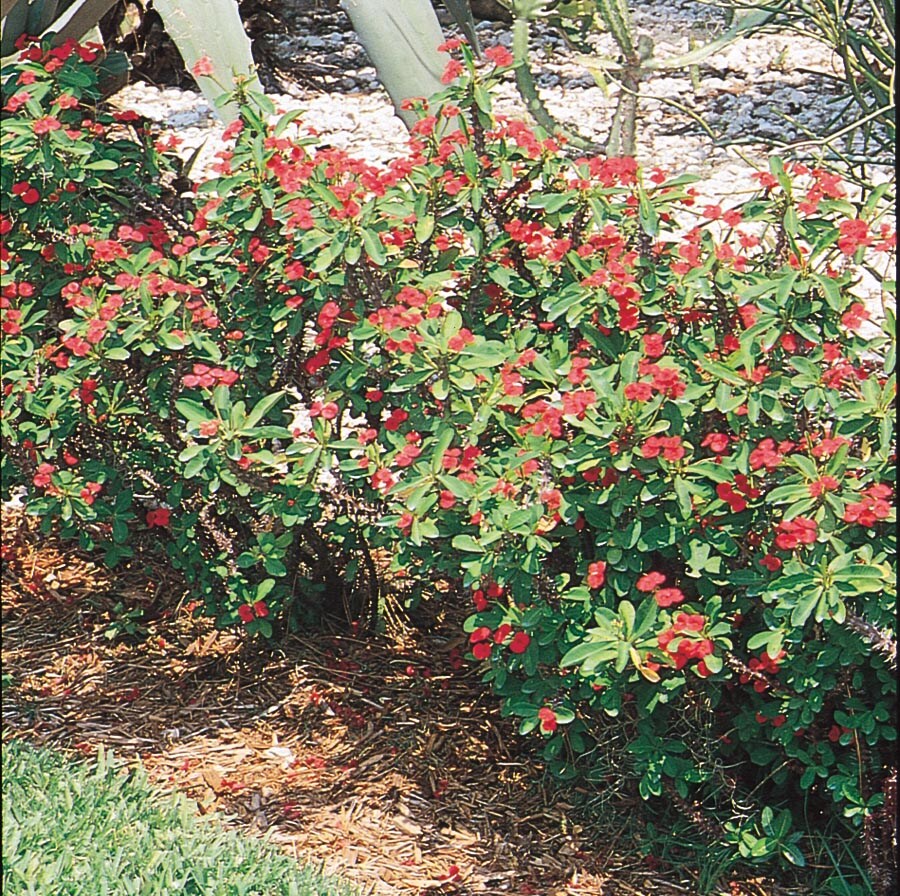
[
  {"x1": 32, "y1": 116, "x2": 62, "y2": 135},
  {"x1": 191, "y1": 55, "x2": 215, "y2": 78},
  {"x1": 637, "y1": 571, "x2": 666, "y2": 592},
  {"x1": 586, "y1": 561, "x2": 606, "y2": 589},
  {"x1": 538, "y1": 707, "x2": 557, "y2": 732},
  {"x1": 441, "y1": 59, "x2": 464, "y2": 84},
  {"x1": 484, "y1": 45, "x2": 514, "y2": 68},
  {"x1": 654, "y1": 587, "x2": 685, "y2": 608}
]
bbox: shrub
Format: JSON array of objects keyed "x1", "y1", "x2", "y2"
[{"x1": 1, "y1": 37, "x2": 895, "y2": 885}]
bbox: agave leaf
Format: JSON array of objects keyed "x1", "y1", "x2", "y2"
[
  {"x1": 152, "y1": 0, "x2": 261, "y2": 124},
  {"x1": 340, "y1": 0, "x2": 450, "y2": 130},
  {"x1": 0, "y1": 0, "x2": 31, "y2": 58},
  {"x1": 442, "y1": 0, "x2": 480, "y2": 54},
  {"x1": 40, "y1": 0, "x2": 115, "y2": 45}
]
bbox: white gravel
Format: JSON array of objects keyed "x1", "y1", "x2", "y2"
[{"x1": 104, "y1": 0, "x2": 893, "y2": 311}]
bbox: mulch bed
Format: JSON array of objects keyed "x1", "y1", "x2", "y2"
[{"x1": 1, "y1": 506, "x2": 790, "y2": 895}]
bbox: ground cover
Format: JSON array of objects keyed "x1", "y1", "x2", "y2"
[
  {"x1": 2, "y1": 736, "x2": 356, "y2": 895},
  {"x1": 2, "y1": 506, "x2": 805, "y2": 896}
]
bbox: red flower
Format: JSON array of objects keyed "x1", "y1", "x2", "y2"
[
  {"x1": 841, "y1": 302, "x2": 870, "y2": 331},
  {"x1": 509, "y1": 631, "x2": 531, "y2": 654},
  {"x1": 439, "y1": 489, "x2": 457, "y2": 509},
  {"x1": 701, "y1": 432, "x2": 730, "y2": 453},
  {"x1": 624, "y1": 381, "x2": 653, "y2": 401},
  {"x1": 642, "y1": 333, "x2": 666, "y2": 358},
  {"x1": 191, "y1": 55, "x2": 215, "y2": 78},
  {"x1": 472, "y1": 641, "x2": 492, "y2": 660},
  {"x1": 32, "y1": 116, "x2": 62, "y2": 135},
  {"x1": 537, "y1": 707, "x2": 557, "y2": 732},
  {"x1": 748, "y1": 438, "x2": 783, "y2": 472},
  {"x1": 774, "y1": 517, "x2": 817, "y2": 550},
  {"x1": 441, "y1": 58, "x2": 464, "y2": 84},
  {"x1": 637, "y1": 571, "x2": 666, "y2": 592},
  {"x1": 33, "y1": 462, "x2": 55, "y2": 488},
  {"x1": 654, "y1": 587, "x2": 685, "y2": 607},
  {"x1": 586, "y1": 560, "x2": 606, "y2": 589},
  {"x1": 717, "y1": 482, "x2": 747, "y2": 513},
  {"x1": 238, "y1": 604, "x2": 255, "y2": 623},
  {"x1": 808, "y1": 476, "x2": 839, "y2": 497},
  {"x1": 146, "y1": 508, "x2": 171, "y2": 528},
  {"x1": 837, "y1": 218, "x2": 872, "y2": 255},
  {"x1": 253, "y1": 600, "x2": 269, "y2": 618},
  {"x1": 484, "y1": 45, "x2": 514, "y2": 67},
  {"x1": 384, "y1": 408, "x2": 408, "y2": 431}
]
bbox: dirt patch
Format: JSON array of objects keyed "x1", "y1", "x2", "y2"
[{"x1": 2, "y1": 506, "x2": 790, "y2": 895}]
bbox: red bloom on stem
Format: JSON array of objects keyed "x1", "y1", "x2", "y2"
[
  {"x1": 509, "y1": 631, "x2": 531, "y2": 654},
  {"x1": 146, "y1": 508, "x2": 171, "y2": 528},
  {"x1": 808, "y1": 476, "x2": 840, "y2": 497},
  {"x1": 637, "y1": 571, "x2": 666, "y2": 592},
  {"x1": 238, "y1": 604, "x2": 255, "y2": 623},
  {"x1": 484, "y1": 45, "x2": 514, "y2": 67},
  {"x1": 702, "y1": 432, "x2": 730, "y2": 453},
  {"x1": 33, "y1": 116, "x2": 62, "y2": 135},
  {"x1": 717, "y1": 482, "x2": 747, "y2": 513},
  {"x1": 774, "y1": 517, "x2": 817, "y2": 550},
  {"x1": 654, "y1": 587, "x2": 685, "y2": 608},
  {"x1": 841, "y1": 302, "x2": 870, "y2": 331},
  {"x1": 837, "y1": 219, "x2": 872, "y2": 255},
  {"x1": 191, "y1": 55, "x2": 215, "y2": 78},
  {"x1": 537, "y1": 707, "x2": 557, "y2": 732},
  {"x1": 586, "y1": 560, "x2": 606, "y2": 589},
  {"x1": 384, "y1": 408, "x2": 408, "y2": 431},
  {"x1": 749, "y1": 438, "x2": 783, "y2": 472},
  {"x1": 33, "y1": 463, "x2": 55, "y2": 488},
  {"x1": 440, "y1": 58, "x2": 464, "y2": 84},
  {"x1": 624, "y1": 381, "x2": 653, "y2": 402}
]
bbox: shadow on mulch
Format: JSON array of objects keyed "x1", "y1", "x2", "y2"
[{"x1": 2, "y1": 507, "x2": 789, "y2": 896}]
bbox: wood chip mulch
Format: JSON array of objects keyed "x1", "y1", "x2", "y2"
[{"x1": 1, "y1": 506, "x2": 791, "y2": 896}]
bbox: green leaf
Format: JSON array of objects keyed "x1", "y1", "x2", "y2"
[
  {"x1": 244, "y1": 391, "x2": 284, "y2": 429},
  {"x1": 175, "y1": 398, "x2": 212, "y2": 424},
  {"x1": 451, "y1": 534, "x2": 485, "y2": 553}
]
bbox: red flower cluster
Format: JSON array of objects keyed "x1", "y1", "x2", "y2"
[
  {"x1": 717, "y1": 475, "x2": 760, "y2": 513},
  {"x1": 774, "y1": 516, "x2": 817, "y2": 550},
  {"x1": 586, "y1": 560, "x2": 606, "y2": 589},
  {"x1": 238, "y1": 600, "x2": 269, "y2": 623},
  {"x1": 641, "y1": 435, "x2": 685, "y2": 462},
  {"x1": 740, "y1": 649, "x2": 786, "y2": 692},
  {"x1": 843, "y1": 484, "x2": 892, "y2": 527},
  {"x1": 658, "y1": 613, "x2": 713, "y2": 673},
  {"x1": 469, "y1": 620, "x2": 530, "y2": 659},
  {"x1": 537, "y1": 706, "x2": 557, "y2": 732},
  {"x1": 636, "y1": 571, "x2": 685, "y2": 607},
  {"x1": 837, "y1": 219, "x2": 872, "y2": 255},
  {"x1": 182, "y1": 363, "x2": 239, "y2": 389},
  {"x1": 749, "y1": 438, "x2": 783, "y2": 472}
]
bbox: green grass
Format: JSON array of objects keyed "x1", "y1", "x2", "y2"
[{"x1": 2, "y1": 739, "x2": 356, "y2": 896}]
